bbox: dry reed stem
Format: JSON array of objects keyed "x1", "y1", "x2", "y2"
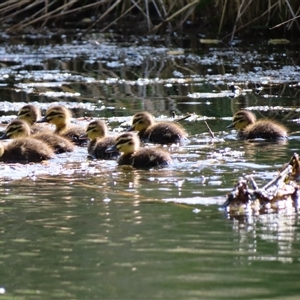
[
  {"x1": 270, "y1": 14, "x2": 300, "y2": 30},
  {"x1": 81, "y1": 0, "x2": 121, "y2": 37},
  {"x1": 1, "y1": 0, "x2": 300, "y2": 36},
  {"x1": 222, "y1": 0, "x2": 280, "y2": 40},
  {"x1": 284, "y1": 0, "x2": 300, "y2": 30},
  {"x1": 0, "y1": 0, "x2": 41, "y2": 23},
  {"x1": 150, "y1": 0, "x2": 200, "y2": 33},
  {"x1": 7, "y1": 0, "x2": 76, "y2": 31},
  {"x1": 6, "y1": 0, "x2": 108, "y2": 32},
  {"x1": 100, "y1": 3, "x2": 136, "y2": 32},
  {"x1": 204, "y1": 121, "x2": 215, "y2": 139},
  {"x1": 218, "y1": 0, "x2": 227, "y2": 36}
]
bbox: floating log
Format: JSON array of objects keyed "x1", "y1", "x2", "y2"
[{"x1": 223, "y1": 153, "x2": 300, "y2": 216}]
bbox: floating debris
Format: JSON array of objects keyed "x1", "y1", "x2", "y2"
[
  {"x1": 268, "y1": 39, "x2": 290, "y2": 45},
  {"x1": 199, "y1": 39, "x2": 221, "y2": 44},
  {"x1": 223, "y1": 153, "x2": 300, "y2": 216}
]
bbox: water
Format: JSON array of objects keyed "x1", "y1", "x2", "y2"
[{"x1": 0, "y1": 33, "x2": 300, "y2": 299}]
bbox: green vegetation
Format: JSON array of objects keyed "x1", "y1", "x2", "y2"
[{"x1": 1, "y1": 0, "x2": 300, "y2": 39}]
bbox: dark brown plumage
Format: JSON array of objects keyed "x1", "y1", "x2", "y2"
[
  {"x1": 0, "y1": 138, "x2": 54, "y2": 163},
  {"x1": 106, "y1": 132, "x2": 172, "y2": 169},
  {"x1": 227, "y1": 110, "x2": 288, "y2": 140},
  {"x1": 128, "y1": 111, "x2": 187, "y2": 144},
  {"x1": 1, "y1": 119, "x2": 74, "y2": 154}
]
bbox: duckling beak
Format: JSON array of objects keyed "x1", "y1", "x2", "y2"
[
  {"x1": 127, "y1": 126, "x2": 135, "y2": 132},
  {"x1": 105, "y1": 145, "x2": 118, "y2": 153},
  {"x1": 226, "y1": 123, "x2": 235, "y2": 129},
  {"x1": 0, "y1": 133, "x2": 9, "y2": 140},
  {"x1": 79, "y1": 133, "x2": 88, "y2": 140},
  {"x1": 36, "y1": 116, "x2": 48, "y2": 123}
]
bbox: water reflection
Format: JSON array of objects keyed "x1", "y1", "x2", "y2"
[{"x1": 231, "y1": 212, "x2": 299, "y2": 264}]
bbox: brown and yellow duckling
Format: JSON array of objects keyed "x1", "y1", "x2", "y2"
[
  {"x1": 36, "y1": 105, "x2": 87, "y2": 145},
  {"x1": 17, "y1": 104, "x2": 49, "y2": 134},
  {"x1": 128, "y1": 111, "x2": 187, "y2": 144},
  {"x1": 106, "y1": 132, "x2": 172, "y2": 169},
  {"x1": 85, "y1": 120, "x2": 119, "y2": 159},
  {"x1": 0, "y1": 138, "x2": 54, "y2": 163},
  {"x1": 0, "y1": 119, "x2": 74, "y2": 154},
  {"x1": 227, "y1": 110, "x2": 288, "y2": 140}
]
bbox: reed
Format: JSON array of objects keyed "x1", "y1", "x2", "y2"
[{"x1": 1, "y1": 0, "x2": 300, "y2": 38}]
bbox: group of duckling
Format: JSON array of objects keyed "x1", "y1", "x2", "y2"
[{"x1": 0, "y1": 104, "x2": 289, "y2": 168}]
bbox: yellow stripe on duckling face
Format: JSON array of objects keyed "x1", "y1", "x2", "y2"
[
  {"x1": 3, "y1": 120, "x2": 31, "y2": 139},
  {"x1": 114, "y1": 133, "x2": 140, "y2": 154},
  {"x1": 17, "y1": 105, "x2": 41, "y2": 125},
  {"x1": 131, "y1": 112, "x2": 154, "y2": 131},
  {"x1": 38, "y1": 106, "x2": 72, "y2": 127},
  {"x1": 227, "y1": 110, "x2": 256, "y2": 130},
  {"x1": 86, "y1": 120, "x2": 108, "y2": 140}
]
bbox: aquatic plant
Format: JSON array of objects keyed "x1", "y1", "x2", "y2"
[{"x1": 1, "y1": 0, "x2": 300, "y2": 39}]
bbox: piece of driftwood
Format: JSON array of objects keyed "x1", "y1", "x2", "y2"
[{"x1": 223, "y1": 153, "x2": 300, "y2": 215}]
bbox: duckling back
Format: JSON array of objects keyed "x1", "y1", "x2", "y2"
[
  {"x1": 130, "y1": 148, "x2": 172, "y2": 169},
  {"x1": 108, "y1": 132, "x2": 172, "y2": 169},
  {"x1": 33, "y1": 132, "x2": 74, "y2": 154},
  {"x1": 89, "y1": 136, "x2": 119, "y2": 159},
  {"x1": 130, "y1": 111, "x2": 187, "y2": 144},
  {"x1": 0, "y1": 138, "x2": 54, "y2": 163},
  {"x1": 145, "y1": 122, "x2": 187, "y2": 144},
  {"x1": 227, "y1": 110, "x2": 288, "y2": 140},
  {"x1": 238, "y1": 120, "x2": 288, "y2": 140},
  {"x1": 117, "y1": 148, "x2": 172, "y2": 168}
]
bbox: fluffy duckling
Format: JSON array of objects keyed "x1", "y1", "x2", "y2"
[
  {"x1": 0, "y1": 139, "x2": 54, "y2": 163},
  {"x1": 106, "y1": 132, "x2": 172, "y2": 169},
  {"x1": 85, "y1": 120, "x2": 119, "y2": 159},
  {"x1": 128, "y1": 111, "x2": 187, "y2": 144},
  {"x1": 1, "y1": 119, "x2": 74, "y2": 154},
  {"x1": 36, "y1": 105, "x2": 87, "y2": 145},
  {"x1": 17, "y1": 104, "x2": 40, "y2": 125},
  {"x1": 227, "y1": 110, "x2": 288, "y2": 140},
  {"x1": 17, "y1": 104, "x2": 48, "y2": 134}
]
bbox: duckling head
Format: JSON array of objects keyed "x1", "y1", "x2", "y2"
[
  {"x1": 227, "y1": 110, "x2": 256, "y2": 130},
  {"x1": 106, "y1": 132, "x2": 139, "y2": 155},
  {"x1": 0, "y1": 120, "x2": 31, "y2": 139},
  {"x1": 128, "y1": 112, "x2": 155, "y2": 132},
  {"x1": 86, "y1": 120, "x2": 108, "y2": 141},
  {"x1": 37, "y1": 105, "x2": 71, "y2": 127},
  {"x1": 17, "y1": 105, "x2": 41, "y2": 125}
]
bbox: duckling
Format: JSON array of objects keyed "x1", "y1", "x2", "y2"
[
  {"x1": 85, "y1": 120, "x2": 119, "y2": 159},
  {"x1": 17, "y1": 104, "x2": 48, "y2": 134},
  {"x1": 106, "y1": 132, "x2": 172, "y2": 169},
  {"x1": 0, "y1": 138, "x2": 54, "y2": 163},
  {"x1": 227, "y1": 110, "x2": 288, "y2": 140},
  {"x1": 128, "y1": 111, "x2": 187, "y2": 144},
  {"x1": 36, "y1": 105, "x2": 87, "y2": 145},
  {"x1": 1, "y1": 119, "x2": 74, "y2": 154}
]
